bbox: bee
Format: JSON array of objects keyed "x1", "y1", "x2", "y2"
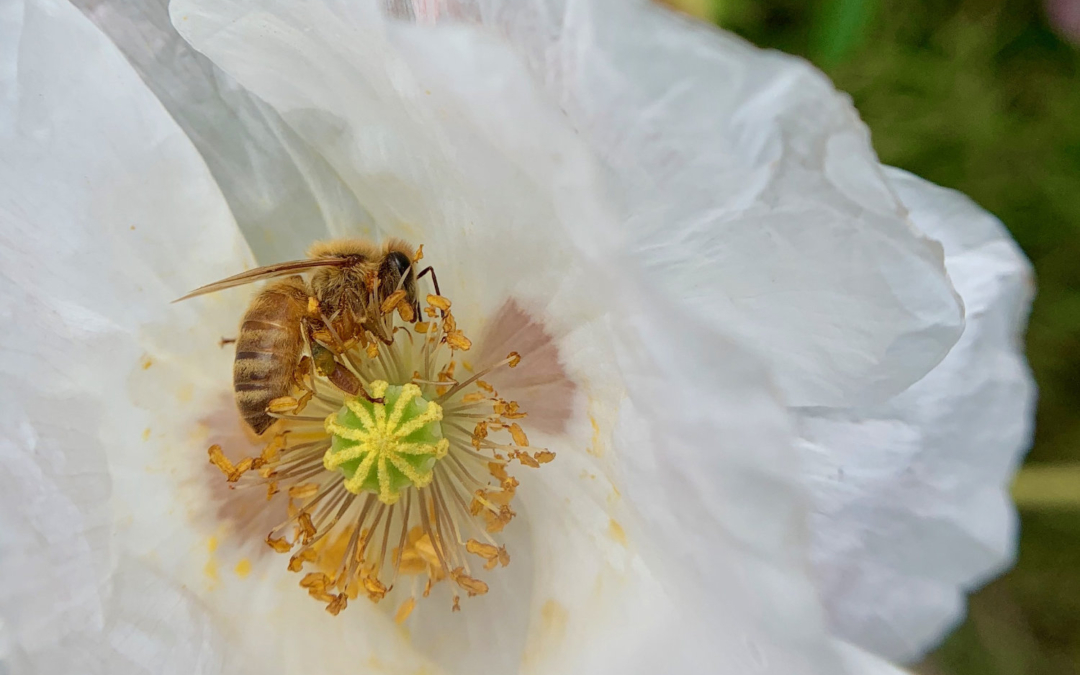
[{"x1": 177, "y1": 239, "x2": 436, "y2": 435}]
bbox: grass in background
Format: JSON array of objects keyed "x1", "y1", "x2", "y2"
[{"x1": 669, "y1": 0, "x2": 1080, "y2": 672}]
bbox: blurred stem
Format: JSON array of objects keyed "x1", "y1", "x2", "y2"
[
  {"x1": 1012, "y1": 464, "x2": 1080, "y2": 509},
  {"x1": 810, "y1": 0, "x2": 879, "y2": 69},
  {"x1": 661, "y1": 0, "x2": 716, "y2": 22}
]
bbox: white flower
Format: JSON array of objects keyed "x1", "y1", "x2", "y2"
[
  {"x1": 798, "y1": 167, "x2": 1035, "y2": 661},
  {"x1": 0, "y1": 1, "x2": 1033, "y2": 675}
]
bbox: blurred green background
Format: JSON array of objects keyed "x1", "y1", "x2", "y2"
[{"x1": 668, "y1": 0, "x2": 1080, "y2": 672}]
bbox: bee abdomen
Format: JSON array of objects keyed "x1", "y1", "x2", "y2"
[{"x1": 233, "y1": 281, "x2": 308, "y2": 435}]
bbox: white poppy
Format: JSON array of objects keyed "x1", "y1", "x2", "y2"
[{"x1": 0, "y1": 1, "x2": 1033, "y2": 675}]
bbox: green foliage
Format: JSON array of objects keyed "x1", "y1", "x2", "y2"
[
  {"x1": 810, "y1": 0, "x2": 881, "y2": 67},
  {"x1": 716, "y1": 0, "x2": 1080, "y2": 672}
]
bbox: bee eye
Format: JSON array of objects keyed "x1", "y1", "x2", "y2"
[{"x1": 383, "y1": 251, "x2": 411, "y2": 277}]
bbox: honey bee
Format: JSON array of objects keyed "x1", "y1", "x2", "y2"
[{"x1": 177, "y1": 239, "x2": 435, "y2": 435}]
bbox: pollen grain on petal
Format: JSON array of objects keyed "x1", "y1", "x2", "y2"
[{"x1": 395, "y1": 597, "x2": 416, "y2": 624}]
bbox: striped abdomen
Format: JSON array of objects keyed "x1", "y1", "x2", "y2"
[{"x1": 233, "y1": 279, "x2": 308, "y2": 435}]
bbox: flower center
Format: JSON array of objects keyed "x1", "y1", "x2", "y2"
[
  {"x1": 204, "y1": 245, "x2": 555, "y2": 619},
  {"x1": 323, "y1": 382, "x2": 449, "y2": 502}
]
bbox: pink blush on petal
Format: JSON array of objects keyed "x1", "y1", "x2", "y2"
[{"x1": 475, "y1": 299, "x2": 577, "y2": 435}]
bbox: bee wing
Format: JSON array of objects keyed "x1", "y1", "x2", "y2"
[{"x1": 173, "y1": 258, "x2": 350, "y2": 302}]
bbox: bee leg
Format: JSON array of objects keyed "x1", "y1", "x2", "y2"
[
  {"x1": 376, "y1": 331, "x2": 396, "y2": 346},
  {"x1": 220, "y1": 336, "x2": 237, "y2": 348},
  {"x1": 319, "y1": 310, "x2": 348, "y2": 352},
  {"x1": 305, "y1": 295, "x2": 349, "y2": 353},
  {"x1": 416, "y1": 265, "x2": 448, "y2": 322},
  {"x1": 310, "y1": 341, "x2": 384, "y2": 404},
  {"x1": 416, "y1": 266, "x2": 441, "y2": 296},
  {"x1": 364, "y1": 303, "x2": 394, "y2": 345}
]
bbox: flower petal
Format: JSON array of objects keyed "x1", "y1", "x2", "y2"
[
  {"x1": 797, "y1": 168, "x2": 1035, "y2": 662},
  {"x1": 168, "y1": 0, "x2": 621, "y2": 326},
  {"x1": 0, "y1": 0, "x2": 254, "y2": 670},
  {"x1": 71, "y1": 0, "x2": 371, "y2": 263},
  {"x1": 170, "y1": 0, "x2": 965, "y2": 407},
  {"x1": 406, "y1": 289, "x2": 853, "y2": 675},
  {"x1": 607, "y1": 296, "x2": 846, "y2": 674},
  {"x1": 1, "y1": 4, "x2": 446, "y2": 674},
  {"x1": 836, "y1": 640, "x2": 913, "y2": 675},
  {"x1": 168, "y1": 2, "x2": 857, "y2": 671},
  {"x1": 401, "y1": 0, "x2": 965, "y2": 408}
]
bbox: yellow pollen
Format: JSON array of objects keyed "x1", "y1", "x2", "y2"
[{"x1": 324, "y1": 381, "x2": 449, "y2": 504}]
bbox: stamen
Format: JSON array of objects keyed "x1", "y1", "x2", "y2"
[{"x1": 206, "y1": 246, "x2": 550, "y2": 615}]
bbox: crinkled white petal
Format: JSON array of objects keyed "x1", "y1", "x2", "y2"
[
  {"x1": 835, "y1": 640, "x2": 913, "y2": 675},
  {"x1": 610, "y1": 295, "x2": 845, "y2": 674},
  {"x1": 401, "y1": 0, "x2": 964, "y2": 409},
  {"x1": 0, "y1": 5, "x2": 443, "y2": 674},
  {"x1": 0, "y1": 0, "x2": 249, "y2": 671},
  {"x1": 168, "y1": 0, "x2": 620, "y2": 316},
  {"x1": 147, "y1": 0, "x2": 971, "y2": 409},
  {"x1": 798, "y1": 168, "x2": 1035, "y2": 662},
  {"x1": 168, "y1": 1, "x2": 854, "y2": 672},
  {"x1": 71, "y1": 0, "x2": 368, "y2": 263}
]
